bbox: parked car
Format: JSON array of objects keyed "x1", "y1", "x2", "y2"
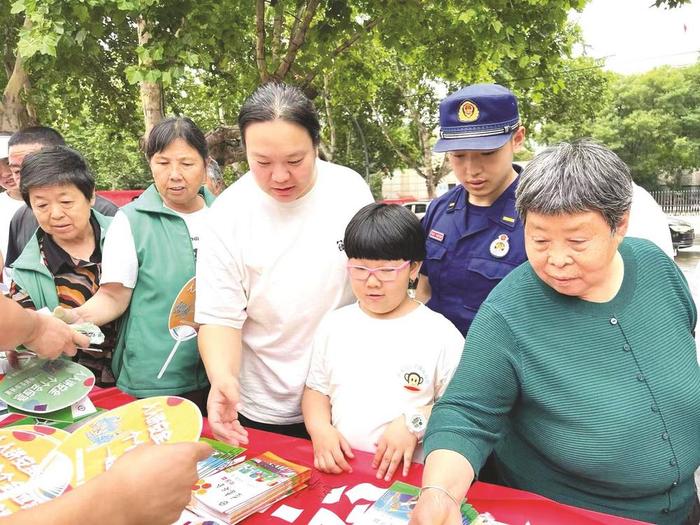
[
  {"x1": 668, "y1": 216, "x2": 695, "y2": 250},
  {"x1": 403, "y1": 201, "x2": 431, "y2": 220}
]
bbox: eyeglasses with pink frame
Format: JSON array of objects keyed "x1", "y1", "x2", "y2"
[{"x1": 346, "y1": 260, "x2": 411, "y2": 282}]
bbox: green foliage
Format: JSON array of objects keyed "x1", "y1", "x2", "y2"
[
  {"x1": 50, "y1": 98, "x2": 150, "y2": 189},
  {"x1": 652, "y1": 0, "x2": 691, "y2": 7},
  {"x1": 368, "y1": 172, "x2": 383, "y2": 201},
  {"x1": 535, "y1": 61, "x2": 700, "y2": 189},
  {"x1": 529, "y1": 56, "x2": 614, "y2": 144},
  {"x1": 16, "y1": 0, "x2": 690, "y2": 196}
]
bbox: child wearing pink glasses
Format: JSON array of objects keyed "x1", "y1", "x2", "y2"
[{"x1": 302, "y1": 203, "x2": 464, "y2": 482}]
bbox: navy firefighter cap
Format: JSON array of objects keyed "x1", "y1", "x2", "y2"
[{"x1": 434, "y1": 83, "x2": 520, "y2": 152}]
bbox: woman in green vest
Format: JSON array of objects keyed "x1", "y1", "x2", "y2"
[
  {"x1": 9, "y1": 145, "x2": 115, "y2": 385},
  {"x1": 62, "y1": 117, "x2": 215, "y2": 412}
]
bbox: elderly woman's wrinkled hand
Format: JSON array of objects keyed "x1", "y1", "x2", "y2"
[
  {"x1": 53, "y1": 306, "x2": 84, "y2": 325},
  {"x1": 408, "y1": 488, "x2": 463, "y2": 525},
  {"x1": 23, "y1": 311, "x2": 88, "y2": 358}
]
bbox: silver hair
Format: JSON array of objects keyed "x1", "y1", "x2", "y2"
[{"x1": 515, "y1": 139, "x2": 633, "y2": 232}]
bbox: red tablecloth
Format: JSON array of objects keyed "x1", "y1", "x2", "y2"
[
  {"x1": 212, "y1": 424, "x2": 648, "y2": 525},
  {"x1": 3, "y1": 387, "x2": 649, "y2": 524}
]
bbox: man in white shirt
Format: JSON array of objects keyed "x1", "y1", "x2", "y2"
[{"x1": 0, "y1": 134, "x2": 24, "y2": 284}]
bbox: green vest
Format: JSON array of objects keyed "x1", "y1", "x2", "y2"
[
  {"x1": 11, "y1": 211, "x2": 112, "y2": 311},
  {"x1": 112, "y1": 184, "x2": 214, "y2": 397}
]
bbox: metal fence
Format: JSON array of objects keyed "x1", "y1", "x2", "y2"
[{"x1": 650, "y1": 189, "x2": 700, "y2": 215}]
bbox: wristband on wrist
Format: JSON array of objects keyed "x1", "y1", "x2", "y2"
[{"x1": 419, "y1": 485, "x2": 462, "y2": 507}]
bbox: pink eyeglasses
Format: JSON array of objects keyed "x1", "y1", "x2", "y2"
[{"x1": 346, "y1": 260, "x2": 411, "y2": 282}]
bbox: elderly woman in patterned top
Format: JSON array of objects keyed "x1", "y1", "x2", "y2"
[
  {"x1": 9, "y1": 145, "x2": 115, "y2": 385},
  {"x1": 410, "y1": 140, "x2": 699, "y2": 525}
]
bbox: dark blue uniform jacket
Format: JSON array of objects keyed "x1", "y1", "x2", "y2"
[{"x1": 420, "y1": 169, "x2": 526, "y2": 336}]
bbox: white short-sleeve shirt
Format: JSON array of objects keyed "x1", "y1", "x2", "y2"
[
  {"x1": 101, "y1": 205, "x2": 209, "y2": 288},
  {"x1": 195, "y1": 159, "x2": 374, "y2": 424},
  {"x1": 306, "y1": 302, "x2": 465, "y2": 457},
  {"x1": 0, "y1": 192, "x2": 25, "y2": 283}
]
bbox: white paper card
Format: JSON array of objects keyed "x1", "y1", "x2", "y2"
[
  {"x1": 345, "y1": 483, "x2": 387, "y2": 503},
  {"x1": 71, "y1": 395, "x2": 97, "y2": 419},
  {"x1": 322, "y1": 485, "x2": 346, "y2": 504},
  {"x1": 308, "y1": 508, "x2": 346, "y2": 525},
  {"x1": 346, "y1": 503, "x2": 370, "y2": 523},
  {"x1": 271, "y1": 504, "x2": 304, "y2": 523}
]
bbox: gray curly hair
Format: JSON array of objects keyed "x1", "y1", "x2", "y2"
[{"x1": 516, "y1": 139, "x2": 633, "y2": 232}]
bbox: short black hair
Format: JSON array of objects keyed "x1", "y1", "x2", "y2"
[
  {"x1": 146, "y1": 117, "x2": 207, "y2": 161},
  {"x1": 8, "y1": 126, "x2": 65, "y2": 148},
  {"x1": 344, "y1": 203, "x2": 426, "y2": 261},
  {"x1": 20, "y1": 146, "x2": 95, "y2": 207},
  {"x1": 238, "y1": 82, "x2": 321, "y2": 148}
]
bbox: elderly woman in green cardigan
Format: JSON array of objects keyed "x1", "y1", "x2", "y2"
[
  {"x1": 61, "y1": 117, "x2": 215, "y2": 412},
  {"x1": 9, "y1": 145, "x2": 115, "y2": 384},
  {"x1": 410, "y1": 140, "x2": 700, "y2": 525}
]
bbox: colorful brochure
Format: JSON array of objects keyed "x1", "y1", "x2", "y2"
[
  {"x1": 0, "y1": 428, "x2": 62, "y2": 515},
  {"x1": 33, "y1": 396, "x2": 202, "y2": 499},
  {"x1": 356, "y1": 481, "x2": 481, "y2": 525},
  {"x1": 7, "y1": 394, "x2": 97, "y2": 424}
]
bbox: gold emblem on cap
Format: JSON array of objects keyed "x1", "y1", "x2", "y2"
[{"x1": 457, "y1": 100, "x2": 479, "y2": 122}]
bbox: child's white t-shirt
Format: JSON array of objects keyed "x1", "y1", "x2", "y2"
[{"x1": 306, "y1": 302, "x2": 465, "y2": 458}]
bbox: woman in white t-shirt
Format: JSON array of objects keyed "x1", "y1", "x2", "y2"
[
  {"x1": 195, "y1": 83, "x2": 373, "y2": 443},
  {"x1": 61, "y1": 117, "x2": 216, "y2": 411}
]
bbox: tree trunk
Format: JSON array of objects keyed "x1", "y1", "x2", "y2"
[
  {"x1": 271, "y1": 0, "x2": 285, "y2": 67},
  {"x1": 410, "y1": 100, "x2": 437, "y2": 199},
  {"x1": 274, "y1": 0, "x2": 321, "y2": 80},
  {"x1": 322, "y1": 74, "x2": 336, "y2": 161},
  {"x1": 255, "y1": 0, "x2": 269, "y2": 82},
  {"x1": 0, "y1": 54, "x2": 35, "y2": 131},
  {"x1": 137, "y1": 16, "x2": 163, "y2": 139},
  {"x1": 205, "y1": 125, "x2": 245, "y2": 168},
  {"x1": 0, "y1": 18, "x2": 37, "y2": 132}
]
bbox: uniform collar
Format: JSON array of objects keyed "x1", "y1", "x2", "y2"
[
  {"x1": 483, "y1": 174, "x2": 520, "y2": 231},
  {"x1": 449, "y1": 165, "x2": 522, "y2": 238}
]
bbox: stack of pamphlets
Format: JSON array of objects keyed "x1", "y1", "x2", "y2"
[
  {"x1": 357, "y1": 481, "x2": 493, "y2": 525},
  {"x1": 189, "y1": 451, "x2": 311, "y2": 524}
]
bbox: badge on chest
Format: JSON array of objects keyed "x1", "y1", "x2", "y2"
[{"x1": 490, "y1": 234, "x2": 510, "y2": 258}]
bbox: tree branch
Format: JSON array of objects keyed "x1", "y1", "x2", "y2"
[
  {"x1": 407, "y1": 96, "x2": 434, "y2": 178},
  {"x1": 286, "y1": 2, "x2": 305, "y2": 52},
  {"x1": 271, "y1": 0, "x2": 285, "y2": 66},
  {"x1": 300, "y1": 17, "x2": 381, "y2": 90},
  {"x1": 372, "y1": 105, "x2": 425, "y2": 179},
  {"x1": 255, "y1": 0, "x2": 269, "y2": 82},
  {"x1": 274, "y1": 0, "x2": 321, "y2": 80},
  {"x1": 322, "y1": 73, "x2": 336, "y2": 161}
]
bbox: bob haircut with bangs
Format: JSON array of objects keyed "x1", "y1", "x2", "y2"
[{"x1": 344, "y1": 203, "x2": 426, "y2": 262}]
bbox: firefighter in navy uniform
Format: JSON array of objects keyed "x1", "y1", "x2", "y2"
[{"x1": 417, "y1": 84, "x2": 527, "y2": 336}]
